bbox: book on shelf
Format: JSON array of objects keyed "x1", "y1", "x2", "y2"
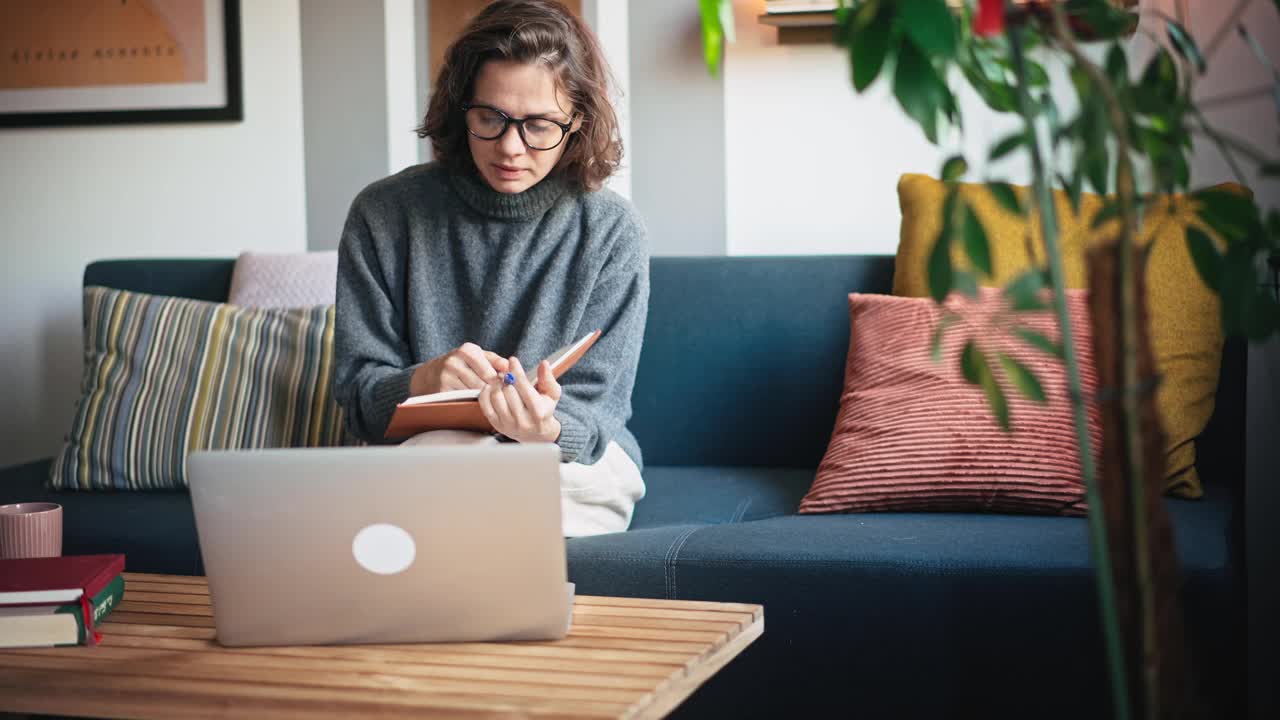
[
  {"x1": 383, "y1": 330, "x2": 602, "y2": 439},
  {"x1": 0, "y1": 553, "x2": 126, "y2": 647},
  {"x1": 764, "y1": 1, "x2": 838, "y2": 13}
]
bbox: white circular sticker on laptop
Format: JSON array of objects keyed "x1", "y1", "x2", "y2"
[{"x1": 352, "y1": 523, "x2": 416, "y2": 575}]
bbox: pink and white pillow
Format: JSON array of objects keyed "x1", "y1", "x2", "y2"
[
  {"x1": 228, "y1": 251, "x2": 338, "y2": 309},
  {"x1": 800, "y1": 288, "x2": 1101, "y2": 516}
]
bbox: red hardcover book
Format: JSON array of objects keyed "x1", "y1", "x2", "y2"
[
  {"x1": 0, "y1": 554, "x2": 125, "y2": 606},
  {"x1": 0, "y1": 554, "x2": 125, "y2": 646}
]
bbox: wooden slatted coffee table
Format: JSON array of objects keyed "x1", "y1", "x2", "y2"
[{"x1": 0, "y1": 572, "x2": 762, "y2": 719}]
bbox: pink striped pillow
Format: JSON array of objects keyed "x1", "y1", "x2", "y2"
[{"x1": 800, "y1": 288, "x2": 1101, "y2": 516}]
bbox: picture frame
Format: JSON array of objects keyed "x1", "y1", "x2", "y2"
[{"x1": 0, "y1": 0, "x2": 242, "y2": 128}]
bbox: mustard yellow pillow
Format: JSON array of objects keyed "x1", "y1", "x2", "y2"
[{"x1": 894, "y1": 173, "x2": 1233, "y2": 499}]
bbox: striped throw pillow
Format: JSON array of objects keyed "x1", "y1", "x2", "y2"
[
  {"x1": 800, "y1": 288, "x2": 1101, "y2": 516},
  {"x1": 50, "y1": 286, "x2": 351, "y2": 490}
]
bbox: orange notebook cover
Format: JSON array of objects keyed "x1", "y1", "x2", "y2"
[{"x1": 383, "y1": 330, "x2": 602, "y2": 440}]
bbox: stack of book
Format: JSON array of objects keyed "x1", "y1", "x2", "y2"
[
  {"x1": 764, "y1": 1, "x2": 838, "y2": 13},
  {"x1": 0, "y1": 554, "x2": 125, "y2": 648}
]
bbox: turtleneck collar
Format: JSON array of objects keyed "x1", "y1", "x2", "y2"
[{"x1": 448, "y1": 166, "x2": 569, "y2": 222}]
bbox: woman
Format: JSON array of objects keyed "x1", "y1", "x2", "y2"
[{"x1": 332, "y1": 0, "x2": 648, "y2": 537}]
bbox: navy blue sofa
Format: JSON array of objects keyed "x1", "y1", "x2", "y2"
[{"x1": 0, "y1": 256, "x2": 1246, "y2": 718}]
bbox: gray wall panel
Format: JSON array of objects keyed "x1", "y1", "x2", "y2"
[
  {"x1": 302, "y1": 0, "x2": 391, "y2": 251},
  {"x1": 628, "y1": 0, "x2": 725, "y2": 256}
]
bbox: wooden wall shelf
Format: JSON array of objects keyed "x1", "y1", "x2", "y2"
[
  {"x1": 758, "y1": 11, "x2": 836, "y2": 43},
  {"x1": 757, "y1": 11, "x2": 836, "y2": 28}
]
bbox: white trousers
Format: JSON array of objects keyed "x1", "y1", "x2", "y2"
[{"x1": 401, "y1": 430, "x2": 645, "y2": 537}]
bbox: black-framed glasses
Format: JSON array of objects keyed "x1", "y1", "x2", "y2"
[{"x1": 462, "y1": 103, "x2": 573, "y2": 151}]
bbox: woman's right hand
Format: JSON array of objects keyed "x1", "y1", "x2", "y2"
[{"x1": 410, "y1": 343, "x2": 510, "y2": 396}]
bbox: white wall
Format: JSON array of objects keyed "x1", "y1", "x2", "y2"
[
  {"x1": 588, "y1": 0, "x2": 633, "y2": 200},
  {"x1": 722, "y1": 0, "x2": 1276, "y2": 256},
  {"x1": 0, "y1": 0, "x2": 307, "y2": 468},
  {"x1": 723, "y1": 0, "x2": 1048, "y2": 255}
]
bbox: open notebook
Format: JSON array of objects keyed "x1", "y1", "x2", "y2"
[{"x1": 383, "y1": 330, "x2": 602, "y2": 439}]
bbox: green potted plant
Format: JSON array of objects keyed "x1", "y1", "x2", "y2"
[{"x1": 700, "y1": 1, "x2": 1279, "y2": 718}]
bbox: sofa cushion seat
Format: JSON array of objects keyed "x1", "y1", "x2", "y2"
[
  {"x1": 567, "y1": 482, "x2": 1237, "y2": 718},
  {"x1": 628, "y1": 466, "x2": 812, "y2": 530},
  {"x1": 0, "y1": 460, "x2": 201, "y2": 575}
]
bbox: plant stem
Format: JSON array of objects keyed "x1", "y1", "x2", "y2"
[
  {"x1": 1006, "y1": 23, "x2": 1132, "y2": 720},
  {"x1": 1197, "y1": 83, "x2": 1275, "y2": 110},
  {"x1": 1204, "y1": 0, "x2": 1253, "y2": 59},
  {"x1": 1190, "y1": 109, "x2": 1267, "y2": 182},
  {"x1": 1051, "y1": 6, "x2": 1158, "y2": 718}
]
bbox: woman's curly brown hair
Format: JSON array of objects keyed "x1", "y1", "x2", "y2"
[{"x1": 417, "y1": 0, "x2": 622, "y2": 192}]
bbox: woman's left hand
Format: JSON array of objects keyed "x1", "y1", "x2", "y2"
[{"x1": 479, "y1": 357, "x2": 562, "y2": 444}]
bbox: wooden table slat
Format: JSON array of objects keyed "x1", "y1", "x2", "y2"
[
  {"x1": 107, "y1": 610, "x2": 215, "y2": 627},
  {"x1": 574, "y1": 595, "x2": 763, "y2": 615},
  {"x1": 125, "y1": 590, "x2": 219, "y2": 605},
  {"x1": 1, "y1": 573, "x2": 762, "y2": 719},
  {"x1": 122, "y1": 572, "x2": 207, "y2": 585},
  {"x1": 570, "y1": 613, "x2": 744, "y2": 633},
  {"x1": 93, "y1": 633, "x2": 687, "y2": 677},
  {"x1": 125, "y1": 580, "x2": 216, "y2": 596},
  {"x1": 0, "y1": 654, "x2": 650, "y2": 704},
  {"x1": 98, "y1": 622, "x2": 707, "y2": 665},
  {"x1": 3, "y1": 646, "x2": 670, "y2": 693},
  {"x1": 0, "y1": 667, "x2": 626, "y2": 719}
]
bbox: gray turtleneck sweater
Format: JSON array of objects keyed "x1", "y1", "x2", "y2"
[{"x1": 332, "y1": 162, "x2": 649, "y2": 469}]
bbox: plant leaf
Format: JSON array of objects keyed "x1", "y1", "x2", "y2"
[
  {"x1": 1092, "y1": 201, "x2": 1122, "y2": 229},
  {"x1": 1064, "y1": 1, "x2": 1141, "y2": 41},
  {"x1": 698, "y1": 0, "x2": 726, "y2": 77},
  {"x1": 960, "y1": 51, "x2": 1017, "y2": 113},
  {"x1": 989, "y1": 132, "x2": 1025, "y2": 161},
  {"x1": 989, "y1": 182, "x2": 1022, "y2": 214},
  {"x1": 1082, "y1": 99, "x2": 1111, "y2": 195},
  {"x1": 941, "y1": 154, "x2": 968, "y2": 182},
  {"x1": 962, "y1": 204, "x2": 993, "y2": 276},
  {"x1": 998, "y1": 353, "x2": 1048, "y2": 404},
  {"x1": 960, "y1": 340, "x2": 983, "y2": 385},
  {"x1": 1059, "y1": 171, "x2": 1084, "y2": 214},
  {"x1": 953, "y1": 269, "x2": 979, "y2": 298},
  {"x1": 1014, "y1": 327, "x2": 1064, "y2": 359},
  {"x1": 1220, "y1": 243, "x2": 1258, "y2": 336},
  {"x1": 900, "y1": 0, "x2": 957, "y2": 59},
  {"x1": 928, "y1": 190, "x2": 958, "y2": 302},
  {"x1": 971, "y1": 350, "x2": 1011, "y2": 430},
  {"x1": 930, "y1": 313, "x2": 959, "y2": 363},
  {"x1": 1185, "y1": 226, "x2": 1222, "y2": 293},
  {"x1": 1140, "y1": 49, "x2": 1179, "y2": 108},
  {"x1": 1105, "y1": 43, "x2": 1129, "y2": 87},
  {"x1": 850, "y1": 5, "x2": 894, "y2": 92},
  {"x1": 984, "y1": 375, "x2": 1013, "y2": 428},
  {"x1": 982, "y1": 376, "x2": 1011, "y2": 430},
  {"x1": 1194, "y1": 187, "x2": 1262, "y2": 242},
  {"x1": 894, "y1": 39, "x2": 944, "y2": 144},
  {"x1": 1166, "y1": 20, "x2": 1206, "y2": 74},
  {"x1": 1245, "y1": 290, "x2": 1280, "y2": 341},
  {"x1": 1004, "y1": 269, "x2": 1049, "y2": 311}
]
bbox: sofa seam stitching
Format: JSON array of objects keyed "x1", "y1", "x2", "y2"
[
  {"x1": 663, "y1": 526, "x2": 699, "y2": 599},
  {"x1": 667, "y1": 526, "x2": 704, "y2": 600}
]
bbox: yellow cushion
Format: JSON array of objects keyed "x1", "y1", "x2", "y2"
[{"x1": 894, "y1": 173, "x2": 1234, "y2": 499}]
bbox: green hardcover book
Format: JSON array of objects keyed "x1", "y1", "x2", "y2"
[{"x1": 0, "y1": 574, "x2": 125, "y2": 648}]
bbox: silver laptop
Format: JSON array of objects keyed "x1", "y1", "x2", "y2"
[{"x1": 187, "y1": 443, "x2": 571, "y2": 647}]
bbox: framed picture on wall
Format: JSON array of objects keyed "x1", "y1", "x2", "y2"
[{"x1": 0, "y1": 0, "x2": 242, "y2": 128}]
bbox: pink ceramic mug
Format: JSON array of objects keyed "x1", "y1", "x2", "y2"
[{"x1": 0, "y1": 502, "x2": 63, "y2": 559}]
